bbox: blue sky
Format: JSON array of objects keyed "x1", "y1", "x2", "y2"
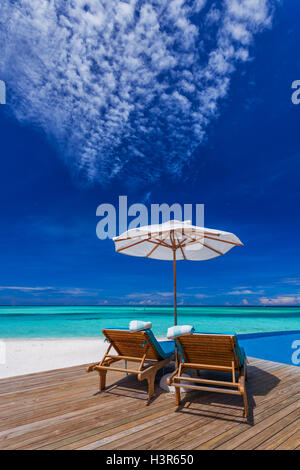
[{"x1": 0, "y1": 0, "x2": 300, "y2": 306}]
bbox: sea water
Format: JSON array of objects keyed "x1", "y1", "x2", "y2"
[{"x1": 0, "y1": 306, "x2": 299, "y2": 338}]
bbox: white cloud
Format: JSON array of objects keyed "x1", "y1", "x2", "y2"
[
  {"x1": 0, "y1": 286, "x2": 53, "y2": 292},
  {"x1": 228, "y1": 289, "x2": 263, "y2": 295},
  {"x1": 126, "y1": 291, "x2": 173, "y2": 299},
  {"x1": 0, "y1": 0, "x2": 277, "y2": 183},
  {"x1": 125, "y1": 291, "x2": 209, "y2": 302},
  {"x1": 0, "y1": 285, "x2": 99, "y2": 296},
  {"x1": 194, "y1": 293, "x2": 210, "y2": 299},
  {"x1": 259, "y1": 295, "x2": 300, "y2": 306},
  {"x1": 281, "y1": 277, "x2": 300, "y2": 286}
]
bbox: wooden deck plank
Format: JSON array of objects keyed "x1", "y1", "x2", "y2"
[
  {"x1": 256, "y1": 418, "x2": 300, "y2": 450},
  {"x1": 173, "y1": 386, "x2": 300, "y2": 450},
  {"x1": 0, "y1": 357, "x2": 299, "y2": 450},
  {"x1": 234, "y1": 410, "x2": 300, "y2": 450},
  {"x1": 275, "y1": 428, "x2": 300, "y2": 450},
  {"x1": 0, "y1": 391, "x2": 168, "y2": 449},
  {"x1": 219, "y1": 401, "x2": 300, "y2": 450},
  {"x1": 194, "y1": 392, "x2": 300, "y2": 450}
]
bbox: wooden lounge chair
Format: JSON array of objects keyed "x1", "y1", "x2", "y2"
[
  {"x1": 167, "y1": 333, "x2": 249, "y2": 417},
  {"x1": 87, "y1": 328, "x2": 174, "y2": 400}
]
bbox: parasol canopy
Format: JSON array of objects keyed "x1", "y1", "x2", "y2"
[{"x1": 113, "y1": 220, "x2": 243, "y2": 325}]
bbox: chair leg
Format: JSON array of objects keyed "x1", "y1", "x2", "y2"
[
  {"x1": 98, "y1": 370, "x2": 107, "y2": 391},
  {"x1": 175, "y1": 386, "x2": 181, "y2": 406},
  {"x1": 242, "y1": 389, "x2": 249, "y2": 418},
  {"x1": 147, "y1": 375, "x2": 155, "y2": 400},
  {"x1": 239, "y1": 364, "x2": 249, "y2": 417}
]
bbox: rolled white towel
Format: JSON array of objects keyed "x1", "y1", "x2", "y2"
[
  {"x1": 129, "y1": 320, "x2": 152, "y2": 332},
  {"x1": 167, "y1": 324, "x2": 194, "y2": 340},
  {"x1": 159, "y1": 372, "x2": 193, "y2": 394}
]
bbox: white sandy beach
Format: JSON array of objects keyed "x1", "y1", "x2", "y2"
[{"x1": 0, "y1": 338, "x2": 109, "y2": 379}]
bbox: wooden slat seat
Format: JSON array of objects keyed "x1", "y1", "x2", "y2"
[
  {"x1": 87, "y1": 329, "x2": 174, "y2": 401},
  {"x1": 168, "y1": 333, "x2": 249, "y2": 417}
]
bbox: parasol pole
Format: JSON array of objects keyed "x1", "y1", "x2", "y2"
[
  {"x1": 173, "y1": 248, "x2": 177, "y2": 326},
  {"x1": 170, "y1": 229, "x2": 178, "y2": 326},
  {"x1": 171, "y1": 232, "x2": 178, "y2": 367}
]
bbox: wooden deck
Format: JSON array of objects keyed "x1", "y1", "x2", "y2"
[{"x1": 0, "y1": 357, "x2": 300, "y2": 450}]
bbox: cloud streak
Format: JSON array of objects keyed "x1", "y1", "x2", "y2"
[
  {"x1": 260, "y1": 295, "x2": 300, "y2": 306},
  {"x1": 228, "y1": 288, "x2": 264, "y2": 295},
  {"x1": 0, "y1": 0, "x2": 277, "y2": 183},
  {"x1": 0, "y1": 286, "x2": 53, "y2": 292},
  {"x1": 0, "y1": 285, "x2": 100, "y2": 296}
]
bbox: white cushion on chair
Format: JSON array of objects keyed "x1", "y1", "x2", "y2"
[
  {"x1": 167, "y1": 325, "x2": 194, "y2": 339},
  {"x1": 129, "y1": 320, "x2": 152, "y2": 332}
]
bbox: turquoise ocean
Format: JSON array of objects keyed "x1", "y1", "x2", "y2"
[{"x1": 0, "y1": 306, "x2": 299, "y2": 339}]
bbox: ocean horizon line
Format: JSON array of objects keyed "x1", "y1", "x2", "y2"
[{"x1": 1, "y1": 304, "x2": 300, "y2": 308}]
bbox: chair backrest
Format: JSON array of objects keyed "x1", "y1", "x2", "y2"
[
  {"x1": 102, "y1": 329, "x2": 162, "y2": 361},
  {"x1": 177, "y1": 334, "x2": 240, "y2": 368}
]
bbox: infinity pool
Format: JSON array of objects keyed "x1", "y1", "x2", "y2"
[{"x1": 238, "y1": 331, "x2": 300, "y2": 367}]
